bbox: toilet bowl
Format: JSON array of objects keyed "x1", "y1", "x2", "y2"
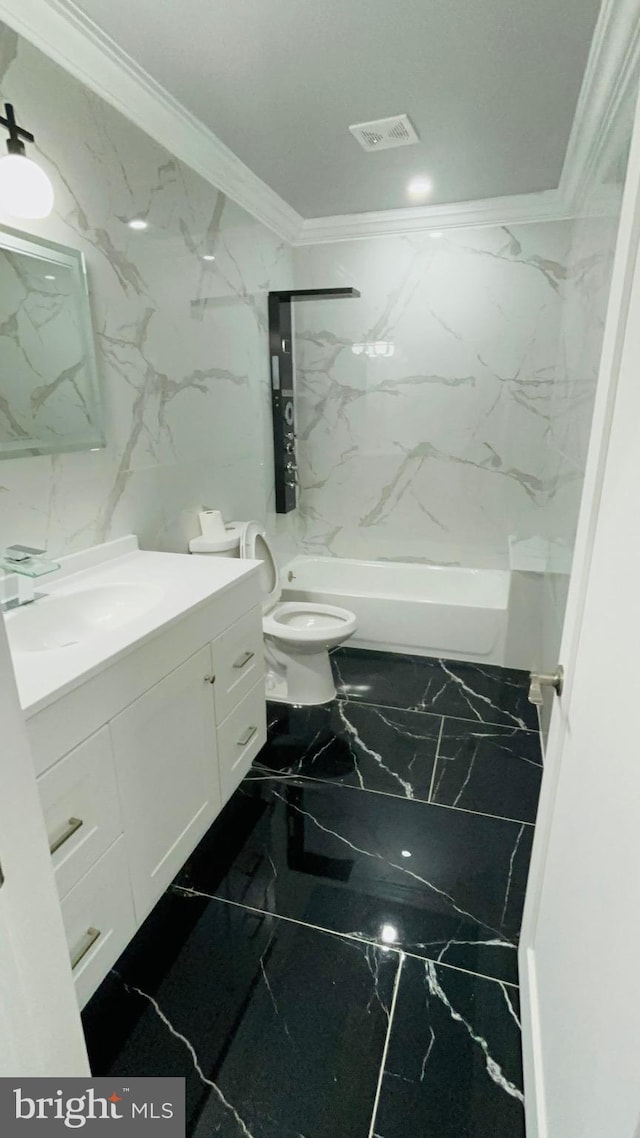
[
  {"x1": 189, "y1": 519, "x2": 356, "y2": 704},
  {"x1": 239, "y1": 523, "x2": 357, "y2": 705},
  {"x1": 262, "y1": 601, "x2": 357, "y2": 704}
]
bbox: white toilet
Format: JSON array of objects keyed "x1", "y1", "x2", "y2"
[{"x1": 190, "y1": 520, "x2": 357, "y2": 705}]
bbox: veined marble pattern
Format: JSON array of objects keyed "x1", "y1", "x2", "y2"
[
  {"x1": 538, "y1": 209, "x2": 623, "y2": 737},
  {"x1": 374, "y1": 956, "x2": 525, "y2": 1138},
  {"x1": 278, "y1": 222, "x2": 604, "y2": 569},
  {"x1": 83, "y1": 890, "x2": 399, "y2": 1138},
  {"x1": 0, "y1": 247, "x2": 101, "y2": 453},
  {"x1": 263, "y1": 700, "x2": 441, "y2": 802},
  {"x1": 261, "y1": 696, "x2": 542, "y2": 824},
  {"x1": 83, "y1": 647, "x2": 537, "y2": 1135},
  {"x1": 0, "y1": 18, "x2": 616, "y2": 624},
  {"x1": 178, "y1": 775, "x2": 531, "y2": 984},
  {"x1": 0, "y1": 22, "x2": 293, "y2": 556},
  {"x1": 432, "y1": 719, "x2": 542, "y2": 824},
  {"x1": 331, "y1": 647, "x2": 539, "y2": 730}
]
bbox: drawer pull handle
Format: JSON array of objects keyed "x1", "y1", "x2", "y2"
[
  {"x1": 49, "y1": 816, "x2": 83, "y2": 856},
  {"x1": 237, "y1": 725, "x2": 257, "y2": 747},
  {"x1": 70, "y1": 926, "x2": 101, "y2": 971},
  {"x1": 233, "y1": 650, "x2": 255, "y2": 670},
  {"x1": 204, "y1": 674, "x2": 216, "y2": 684}
]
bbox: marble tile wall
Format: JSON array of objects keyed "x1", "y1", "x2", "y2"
[
  {"x1": 277, "y1": 221, "x2": 606, "y2": 571},
  {"x1": 540, "y1": 216, "x2": 620, "y2": 548},
  {"x1": 0, "y1": 23, "x2": 294, "y2": 557},
  {"x1": 0, "y1": 19, "x2": 625, "y2": 686}
]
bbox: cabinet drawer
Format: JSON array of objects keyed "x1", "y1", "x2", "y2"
[
  {"x1": 218, "y1": 678, "x2": 267, "y2": 802},
  {"x1": 37, "y1": 727, "x2": 122, "y2": 901},
  {"x1": 212, "y1": 606, "x2": 264, "y2": 722},
  {"x1": 60, "y1": 837, "x2": 136, "y2": 1009}
]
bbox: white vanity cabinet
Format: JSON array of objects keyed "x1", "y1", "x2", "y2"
[{"x1": 23, "y1": 563, "x2": 267, "y2": 1010}]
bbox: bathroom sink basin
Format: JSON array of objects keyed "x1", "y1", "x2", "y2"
[{"x1": 6, "y1": 583, "x2": 165, "y2": 653}]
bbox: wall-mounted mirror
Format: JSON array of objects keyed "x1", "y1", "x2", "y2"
[{"x1": 0, "y1": 225, "x2": 104, "y2": 459}]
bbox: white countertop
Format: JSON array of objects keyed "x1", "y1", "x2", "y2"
[{"x1": 4, "y1": 536, "x2": 261, "y2": 716}]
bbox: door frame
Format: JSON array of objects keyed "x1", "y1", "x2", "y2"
[{"x1": 519, "y1": 80, "x2": 640, "y2": 1138}]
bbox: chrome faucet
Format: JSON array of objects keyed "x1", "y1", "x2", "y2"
[{"x1": 0, "y1": 544, "x2": 60, "y2": 612}]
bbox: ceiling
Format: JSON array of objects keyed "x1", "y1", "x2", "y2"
[{"x1": 70, "y1": 0, "x2": 602, "y2": 218}]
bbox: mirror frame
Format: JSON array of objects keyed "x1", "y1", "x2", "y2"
[{"x1": 0, "y1": 224, "x2": 105, "y2": 460}]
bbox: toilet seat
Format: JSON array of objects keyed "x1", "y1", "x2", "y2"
[
  {"x1": 238, "y1": 520, "x2": 281, "y2": 613},
  {"x1": 239, "y1": 523, "x2": 357, "y2": 641},
  {"x1": 263, "y1": 601, "x2": 357, "y2": 643}
]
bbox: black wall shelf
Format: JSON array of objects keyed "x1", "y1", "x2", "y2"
[{"x1": 268, "y1": 287, "x2": 360, "y2": 514}]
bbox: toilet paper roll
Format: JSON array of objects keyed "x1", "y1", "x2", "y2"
[{"x1": 198, "y1": 509, "x2": 226, "y2": 539}]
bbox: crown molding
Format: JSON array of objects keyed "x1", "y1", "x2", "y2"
[
  {"x1": 1, "y1": 0, "x2": 638, "y2": 247},
  {"x1": 294, "y1": 186, "x2": 624, "y2": 247},
  {"x1": 293, "y1": 189, "x2": 573, "y2": 245},
  {"x1": 0, "y1": 0, "x2": 303, "y2": 244},
  {"x1": 559, "y1": 0, "x2": 640, "y2": 210}
]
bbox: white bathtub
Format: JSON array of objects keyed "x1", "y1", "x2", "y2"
[{"x1": 280, "y1": 556, "x2": 511, "y2": 664}]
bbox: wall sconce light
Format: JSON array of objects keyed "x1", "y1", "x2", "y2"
[{"x1": 0, "y1": 103, "x2": 54, "y2": 219}]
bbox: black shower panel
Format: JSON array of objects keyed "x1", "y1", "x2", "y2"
[{"x1": 268, "y1": 288, "x2": 360, "y2": 514}]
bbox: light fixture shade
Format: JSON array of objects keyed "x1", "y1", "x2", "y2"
[{"x1": 0, "y1": 153, "x2": 54, "y2": 219}]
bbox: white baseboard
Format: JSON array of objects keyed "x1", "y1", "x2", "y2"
[{"x1": 519, "y1": 945, "x2": 548, "y2": 1138}]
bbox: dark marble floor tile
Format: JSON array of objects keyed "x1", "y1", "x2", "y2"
[
  {"x1": 432, "y1": 719, "x2": 543, "y2": 823},
  {"x1": 332, "y1": 648, "x2": 538, "y2": 730},
  {"x1": 177, "y1": 776, "x2": 533, "y2": 984},
  {"x1": 260, "y1": 700, "x2": 440, "y2": 801},
  {"x1": 374, "y1": 955, "x2": 524, "y2": 1138},
  {"x1": 83, "y1": 889, "x2": 398, "y2": 1138}
]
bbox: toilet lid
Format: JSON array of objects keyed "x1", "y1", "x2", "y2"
[{"x1": 239, "y1": 521, "x2": 281, "y2": 612}]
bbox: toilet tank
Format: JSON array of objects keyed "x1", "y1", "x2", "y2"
[{"x1": 188, "y1": 526, "x2": 242, "y2": 558}]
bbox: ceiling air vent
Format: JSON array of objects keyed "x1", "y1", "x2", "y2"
[{"x1": 348, "y1": 114, "x2": 419, "y2": 152}]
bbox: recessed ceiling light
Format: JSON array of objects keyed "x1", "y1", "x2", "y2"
[
  {"x1": 430, "y1": 230, "x2": 443, "y2": 239},
  {"x1": 407, "y1": 175, "x2": 433, "y2": 201},
  {"x1": 201, "y1": 254, "x2": 215, "y2": 262},
  {"x1": 127, "y1": 218, "x2": 148, "y2": 230},
  {"x1": 400, "y1": 849, "x2": 412, "y2": 858},
  {"x1": 44, "y1": 274, "x2": 55, "y2": 280}
]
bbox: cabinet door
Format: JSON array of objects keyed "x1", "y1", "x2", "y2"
[{"x1": 110, "y1": 645, "x2": 220, "y2": 922}]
